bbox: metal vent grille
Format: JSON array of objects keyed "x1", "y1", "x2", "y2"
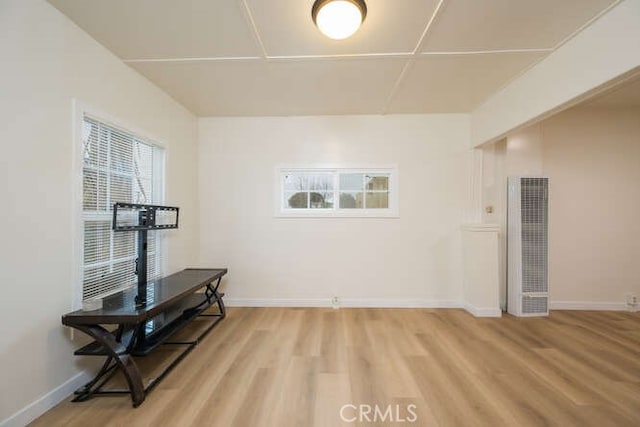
[
  {"x1": 522, "y1": 296, "x2": 548, "y2": 314},
  {"x1": 520, "y1": 178, "x2": 548, "y2": 293}
]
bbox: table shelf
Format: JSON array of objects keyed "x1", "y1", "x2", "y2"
[{"x1": 62, "y1": 268, "x2": 227, "y2": 407}]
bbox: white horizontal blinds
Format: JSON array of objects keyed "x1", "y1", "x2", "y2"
[{"x1": 82, "y1": 115, "x2": 164, "y2": 301}]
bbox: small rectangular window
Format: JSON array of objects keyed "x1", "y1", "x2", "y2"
[{"x1": 278, "y1": 167, "x2": 398, "y2": 217}]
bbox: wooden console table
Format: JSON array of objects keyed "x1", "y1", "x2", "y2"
[{"x1": 62, "y1": 268, "x2": 227, "y2": 407}]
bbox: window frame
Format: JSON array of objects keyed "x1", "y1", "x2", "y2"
[
  {"x1": 71, "y1": 100, "x2": 167, "y2": 309},
  {"x1": 275, "y1": 165, "x2": 399, "y2": 218}
]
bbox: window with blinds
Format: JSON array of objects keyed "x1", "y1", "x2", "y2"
[{"x1": 81, "y1": 115, "x2": 165, "y2": 301}]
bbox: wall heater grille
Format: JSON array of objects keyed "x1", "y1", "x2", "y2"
[
  {"x1": 522, "y1": 295, "x2": 548, "y2": 315},
  {"x1": 508, "y1": 176, "x2": 549, "y2": 317}
]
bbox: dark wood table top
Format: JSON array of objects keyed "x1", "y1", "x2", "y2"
[{"x1": 62, "y1": 268, "x2": 227, "y2": 325}]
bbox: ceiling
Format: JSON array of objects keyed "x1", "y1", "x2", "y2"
[{"x1": 48, "y1": 0, "x2": 619, "y2": 117}]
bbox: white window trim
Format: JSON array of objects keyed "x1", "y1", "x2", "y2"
[
  {"x1": 71, "y1": 99, "x2": 167, "y2": 310},
  {"x1": 274, "y1": 164, "x2": 399, "y2": 218}
]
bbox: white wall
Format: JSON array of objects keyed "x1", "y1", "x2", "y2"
[
  {"x1": 481, "y1": 106, "x2": 640, "y2": 309},
  {"x1": 0, "y1": 0, "x2": 198, "y2": 423},
  {"x1": 198, "y1": 115, "x2": 470, "y2": 305}
]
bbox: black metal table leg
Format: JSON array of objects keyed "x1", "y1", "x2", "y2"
[
  {"x1": 73, "y1": 325, "x2": 145, "y2": 407},
  {"x1": 213, "y1": 285, "x2": 226, "y2": 319},
  {"x1": 204, "y1": 277, "x2": 226, "y2": 318},
  {"x1": 72, "y1": 356, "x2": 117, "y2": 401}
]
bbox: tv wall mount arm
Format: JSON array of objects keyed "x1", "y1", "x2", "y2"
[{"x1": 112, "y1": 203, "x2": 179, "y2": 308}]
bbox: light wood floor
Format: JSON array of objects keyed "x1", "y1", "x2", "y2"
[{"x1": 32, "y1": 308, "x2": 640, "y2": 426}]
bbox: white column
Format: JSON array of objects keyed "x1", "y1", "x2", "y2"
[
  {"x1": 461, "y1": 223, "x2": 501, "y2": 317},
  {"x1": 465, "y1": 148, "x2": 484, "y2": 223}
]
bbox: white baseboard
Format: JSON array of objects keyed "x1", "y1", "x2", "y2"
[
  {"x1": 225, "y1": 298, "x2": 332, "y2": 307},
  {"x1": 550, "y1": 301, "x2": 637, "y2": 311},
  {"x1": 226, "y1": 298, "x2": 507, "y2": 318},
  {"x1": 339, "y1": 299, "x2": 462, "y2": 308},
  {"x1": 225, "y1": 298, "x2": 463, "y2": 309},
  {"x1": 1, "y1": 371, "x2": 91, "y2": 427},
  {"x1": 463, "y1": 304, "x2": 503, "y2": 317}
]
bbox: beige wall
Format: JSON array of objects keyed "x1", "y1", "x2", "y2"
[
  {"x1": 482, "y1": 106, "x2": 640, "y2": 308},
  {"x1": 0, "y1": 0, "x2": 198, "y2": 422},
  {"x1": 542, "y1": 107, "x2": 640, "y2": 304},
  {"x1": 198, "y1": 115, "x2": 471, "y2": 304}
]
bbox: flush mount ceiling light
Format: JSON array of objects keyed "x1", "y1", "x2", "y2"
[{"x1": 312, "y1": 0, "x2": 367, "y2": 40}]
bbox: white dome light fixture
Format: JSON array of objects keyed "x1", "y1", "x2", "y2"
[{"x1": 312, "y1": 0, "x2": 367, "y2": 40}]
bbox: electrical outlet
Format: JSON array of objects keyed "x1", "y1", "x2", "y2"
[
  {"x1": 626, "y1": 294, "x2": 637, "y2": 306},
  {"x1": 331, "y1": 296, "x2": 340, "y2": 309}
]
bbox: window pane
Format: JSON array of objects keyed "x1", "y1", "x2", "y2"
[
  {"x1": 366, "y1": 192, "x2": 389, "y2": 209},
  {"x1": 339, "y1": 192, "x2": 363, "y2": 209},
  {"x1": 98, "y1": 124, "x2": 109, "y2": 168},
  {"x1": 310, "y1": 191, "x2": 333, "y2": 209},
  {"x1": 83, "y1": 169, "x2": 98, "y2": 210},
  {"x1": 156, "y1": 210, "x2": 178, "y2": 227},
  {"x1": 82, "y1": 119, "x2": 99, "y2": 168},
  {"x1": 366, "y1": 175, "x2": 389, "y2": 191},
  {"x1": 111, "y1": 174, "x2": 133, "y2": 205},
  {"x1": 96, "y1": 171, "x2": 108, "y2": 210},
  {"x1": 284, "y1": 173, "x2": 309, "y2": 191},
  {"x1": 339, "y1": 173, "x2": 364, "y2": 191},
  {"x1": 84, "y1": 221, "x2": 111, "y2": 265},
  {"x1": 113, "y1": 231, "x2": 135, "y2": 260},
  {"x1": 286, "y1": 191, "x2": 308, "y2": 209},
  {"x1": 110, "y1": 132, "x2": 133, "y2": 174},
  {"x1": 134, "y1": 141, "x2": 154, "y2": 179},
  {"x1": 308, "y1": 173, "x2": 333, "y2": 191},
  {"x1": 134, "y1": 177, "x2": 152, "y2": 204}
]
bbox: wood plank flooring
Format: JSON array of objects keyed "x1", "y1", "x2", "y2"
[{"x1": 31, "y1": 308, "x2": 640, "y2": 426}]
